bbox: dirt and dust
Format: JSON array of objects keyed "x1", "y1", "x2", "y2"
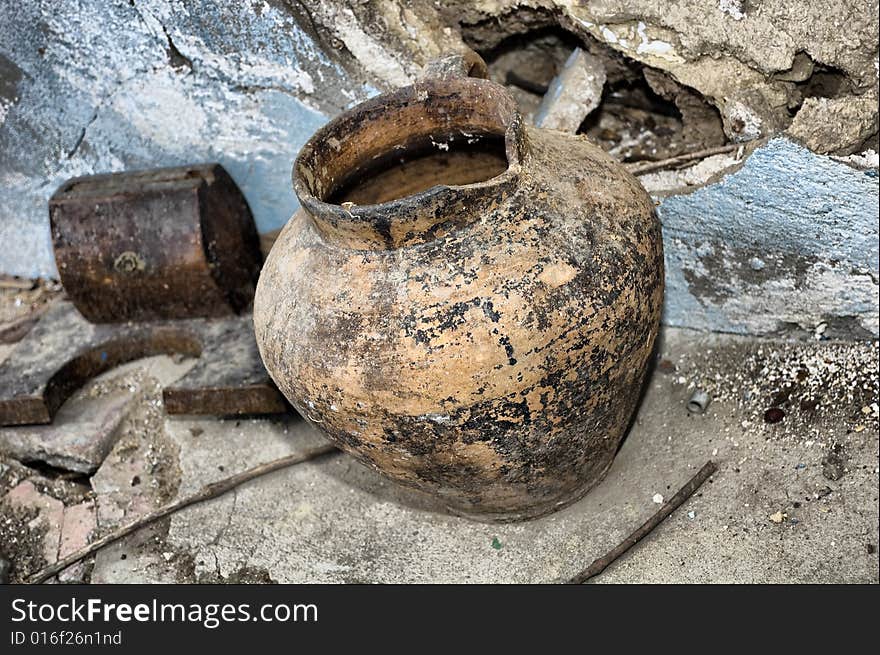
[
  {"x1": 664, "y1": 336, "x2": 879, "y2": 444},
  {"x1": 0, "y1": 502, "x2": 47, "y2": 582},
  {"x1": 0, "y1": 350, "x2": 187, "y2": 582}
]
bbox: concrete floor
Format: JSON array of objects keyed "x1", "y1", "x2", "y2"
[{"x1": 1, "y1": 324, "x2": 878, "y2": 583}]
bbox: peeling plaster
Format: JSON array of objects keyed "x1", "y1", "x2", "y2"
[
  {"x1": 659, "y1": 138, "x2": 879, "y2": 337},
  {"x1": 567, "y1": 14, "x2": 684, "y2": 65},
  {"x1": 327, "y1": 6, "x2": 413, "y2": 86},
  {"x1": 0, "y1": 0, "x2": 368, "y2": 279},
  {"x1": 718, "y1": 0, "x2": 745, "y2": 21},
  {"x1": 1, "y1": 1, "x2": 878, "y2": 339}
]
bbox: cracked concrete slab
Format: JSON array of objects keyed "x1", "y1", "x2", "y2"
[{"x1": 85, "y1": 329, "x2": 879, "y2": 584}]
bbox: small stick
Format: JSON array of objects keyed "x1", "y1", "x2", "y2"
[
  {"x1": 0, "y1": 301, "x2": 56, "y2": 344},
  {"x1": 567, "y1": 460, "x2": 718, "y2": 584},
  {"x1": 28, "y1": 443, "x2": 339, "y2": 584},
  {"x1": 625, "y1": 144, "x2": 740, "y2": 176},
  {"x1": 0, "y1": 275, "x2": 37, "y2": 290}
]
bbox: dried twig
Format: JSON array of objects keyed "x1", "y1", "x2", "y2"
[
  {"x1": 567, "y1": 460, "x2": 718, "y2": 584},
  {"x1": 0, "y1": 275, "x2": 37, "y2": 291},
  {"x1": 0, "y1": 297, "x2": 60, "y2": 344},
  {"x1": 625, "y1": 144, "x2": 740, "y2": 176},
  {"x1": 29, "y1": 443, "x2": 339, "y2": 584}
]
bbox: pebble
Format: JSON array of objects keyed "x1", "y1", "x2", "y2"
[{"x1": 652, "y1": 493, "x2": 664, "y2": 504}]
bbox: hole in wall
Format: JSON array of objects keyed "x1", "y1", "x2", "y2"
[
  {"x1": 19, "y1": 459, "x2": 92, "y2": 486},
  {"x1": 471, "y1": 25, "x2": 583, "y2": 121},
  {"x1": 779, "y1": 52, "x2": 858, "y2": 117},
  {"x1": 799, "y1": 64, "x2": 854, "y2": 99},
  {"x1": 460, "y1": 11, "x2": 727, "y2": 163},
  {"x1": 772, "y1": 52, "x2": 878, "y2": 151}
]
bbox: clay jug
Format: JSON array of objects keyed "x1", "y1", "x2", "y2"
[{"x1": 254, "y1": 55, "x2": 664, "y2": 522}]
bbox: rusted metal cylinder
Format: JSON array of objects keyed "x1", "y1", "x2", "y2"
[{"x1": 49, "y1": 164, "x2": 262, "y2": 323}]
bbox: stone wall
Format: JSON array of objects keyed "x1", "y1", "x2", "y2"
[{"x1": 1, "y1": 0, "x2": 877, "y2": 337}]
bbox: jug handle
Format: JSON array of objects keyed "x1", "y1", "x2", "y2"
[{"x1": 419, "y1": 51, "x2": 488, "y2": 81}]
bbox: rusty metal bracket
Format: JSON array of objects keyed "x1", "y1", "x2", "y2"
[{"x1": 0, "y1": 301, "x2": 286, "y2": 426}]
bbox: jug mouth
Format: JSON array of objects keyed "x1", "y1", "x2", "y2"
[{"x1": 293, "y1": 75, "x2": 527, "y2": 250}]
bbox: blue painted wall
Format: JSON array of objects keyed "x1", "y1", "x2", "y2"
[{"x1": 659, "y1": 139, "x2": 878, "y2": 336}]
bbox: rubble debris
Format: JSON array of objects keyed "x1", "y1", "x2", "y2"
[
  {"x1": 480, "y1": 25, "x2": 578, "y2": 120},
  {"x1": 3, "y1": 480, "x2": 64, "y2": 565},
  {"x1": 0, "y1": 300, "x2": 286, "y2": 426},
  {"x1": 821, "y1": 445, "x2": 846, "y2": 481},
  {"x1": 1, "y1": 479, "x2": 97, "y2": 583},
  {"x1": 787, "y1": 93, "x2": 880, "y2": 156},
  {"x1": 534, "y1": 47, "x2": 606, "y2": 132},
  {"x1": 670, "y1": 338, "x2": 879, "y2": 444},
  {"x1": 0, "y1": 275, "x2": 36, "y2": 291},
  {"x1": 0, "y1": 304, "x2": 52, "y2": 345},
  {"x1": 0, "y1": 278, "x2": 63, "y2": 345},
  {"x1": 687, "y1": 389, "x2": 711, "y2": 414},
  {"x1": 505, "y1": 70, "x2": 549, "y2": 95},
  {"x1": 816, "y1": 486, "x2": 834, "y2": 499},
  {"x1": 0, "y1": 501, "x2": 48, "y2": 583},
  {"x1": 470, "y1": 21, "x2": 728, "y2": 162},
  {"x1": 30, "y1": 443, "x2": 336, "y2": 584},
  {"x1": 769, "y1": 511, "x2": 786, "y2": 524},
  {"x1": 0, "y1": 392, "x2": 134, "y2": 473}
]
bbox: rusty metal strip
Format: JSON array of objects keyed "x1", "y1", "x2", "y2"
[{"x1": 0, "y1": 301, "x2": 286, "y2": 426}]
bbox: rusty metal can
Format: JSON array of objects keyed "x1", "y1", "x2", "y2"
[{"x1": 50, "y1": 163, "x2": 261, "y2": 323}]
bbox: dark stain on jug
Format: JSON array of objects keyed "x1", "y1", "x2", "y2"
[{"x1": 254, "y1": 54, "x2": 664, "y2": 522}]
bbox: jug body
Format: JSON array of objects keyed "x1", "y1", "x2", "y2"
[{"x1": 254, "y1": 69, "x2": 664, "y2": 521}]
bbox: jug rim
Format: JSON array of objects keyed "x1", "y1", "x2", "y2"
[{"x1": 292, "y1": 75, "x2": 527, "y2": 249}]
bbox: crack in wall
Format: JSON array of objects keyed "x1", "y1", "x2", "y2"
[{"x1": 343, "y1": 0, "x2": 878, "y2": 155}]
